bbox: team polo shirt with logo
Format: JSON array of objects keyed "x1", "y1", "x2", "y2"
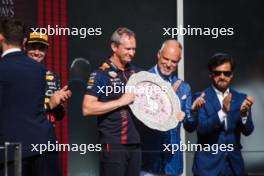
[
  {"x1": 85, "y1": 60, "x2": 140, "y2": 144},
  {"x1": 44, "y1": 70, "x2": 65, "y2": 124}
]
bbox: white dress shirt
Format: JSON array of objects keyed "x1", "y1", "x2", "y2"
[
  {"x1": 213, "y1": 86, "x2": 229, "y2": 130},
  {"x1": 213, "y1": 86, "x2": 247, "y2": 130}
]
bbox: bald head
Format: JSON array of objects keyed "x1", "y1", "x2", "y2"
[{"x1": 157, "y1": 39, "x2": 182, "y2": 76}]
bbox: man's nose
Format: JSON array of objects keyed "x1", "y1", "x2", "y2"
[
  {"x1": 220, "y1": 72, "x2": 225, "y2": 78},
  {"x1": 166, "y1": 60, "x2": 172, "y2": 67},
  {"x1": 34, "y1": 49, "x2": 40, "y2": 54}
]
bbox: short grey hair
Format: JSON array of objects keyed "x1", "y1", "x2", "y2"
[
  {"x1": 160, "y1": 39, "x2": 182, "y2": 52},
  {"x1": 111, "y1": 27, "x2": 136, "y2": 45}
]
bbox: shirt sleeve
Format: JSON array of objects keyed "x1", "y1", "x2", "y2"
[{"x1": 85, "y1": 71, "x2": 105, "y2": 98}]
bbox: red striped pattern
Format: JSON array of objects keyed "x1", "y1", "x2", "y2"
[
  {"x1": 38, "y1": 0, "x2": 68, "y2": 175},
  {"x1": 45, "y1": 0, "x2": 52, "y2": 70},
  {"x1": 120, "y1": 110, "x2": 128, "y2": 144},
  {"x1": 60, "y1": 0, "x2": 68, "y2": 175}
]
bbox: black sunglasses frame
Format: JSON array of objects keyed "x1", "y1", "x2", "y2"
[{"x1": 211, "y1": 71, "x2": 233, "y2": 77}]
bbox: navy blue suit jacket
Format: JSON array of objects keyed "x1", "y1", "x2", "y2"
[
  {"x1": 0, "y1": 51, "x2": 56, "y2": 162},
  {"x1": 192, "y1": 86, "x2": 254, "y2": 176}
]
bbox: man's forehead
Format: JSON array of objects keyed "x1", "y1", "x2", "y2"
[
  {"x1": 161, "y1": 47, "x2": 181, "y2": 59},
  {"x1": 212, "y1": 62, "x2": 232, "y2": 70},
  {"x1": 120, "y1": 34, "x2": 136, "y2": 41},
  {"x1": 118, "y1": 36, "x2": 136, "y2": 47}
]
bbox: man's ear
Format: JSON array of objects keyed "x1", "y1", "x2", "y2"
[
  {"x1": 0, "y1": 33, "x2": 4, "y2": 42},
  {"x1": 111, "y1": 43, "x2": 117, "y2": 52},
  {"x1": 157, "y1": 50, "x2": 161, "y2": 60}
]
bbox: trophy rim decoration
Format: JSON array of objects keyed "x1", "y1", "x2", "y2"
[{"x1": 127, "y1": 71, "x2": 181, "y2": 131}]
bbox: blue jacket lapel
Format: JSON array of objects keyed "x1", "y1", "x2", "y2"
[
  {"x1": 227, "y1": 88, "x2": 239, "y2": 130},
  {"x1": 229, "y1": 88, "x2": 245, "y2": 112},
  {"x1": 207, "y1": 86, "x2": 222, "y2": 112}
]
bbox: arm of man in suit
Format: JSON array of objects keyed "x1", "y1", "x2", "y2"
[
  {"x1": 197, "y1": 103, "x2": 223, "y2": 136},
  {"x1": 182, "y1": 85, "x2": 198, "y2": 132},
  {"x1": 239, "y1": 96, "x2": 254, "y2": 136}
]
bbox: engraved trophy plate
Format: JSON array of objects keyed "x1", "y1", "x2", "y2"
[{"x1": 127, "y1": 71, "x2": 181, "y2": 131}]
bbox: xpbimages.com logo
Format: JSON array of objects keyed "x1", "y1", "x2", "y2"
[
  {"x1": 31, "y1": 141, "x2": 101, "y2": 154},
  {"x1": 163, "y1": 141, "x2": 234, "y2": 154},
  {"x1": 31, "y1": 25, "x2": 102, "y2": 39},
  {"x1": 94, "y1": 84, "x2": 169, "y2": 97},
  {"x1": 163, "y1": 25, "x2": 234, "y2": 39}
]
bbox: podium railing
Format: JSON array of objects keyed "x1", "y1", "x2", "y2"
[{"x1": 0, "y1": 142, "x2": 22, "y2": 176}]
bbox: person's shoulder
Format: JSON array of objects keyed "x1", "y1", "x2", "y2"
[
  {"x1": 98, "y1": 61, "x2": 111, "y2": 71},
  {"x1": 176, "y1": 79, "x2": 191, "y2": 91},
  {"x1": 193, "y1": 87, "x2": 210, "y2": 96},
  {"x1": 180, "y1": 80, "x2": 189, "y2": 87},
  {"x1": 193, "y1": 90, "x2": 205, "y2": 99},
  {"x1": 92, "y1": 67, "x2": 105, "y2": 76},
  {"x1": 89, "y1": 61, "x2": 110, "y2": 77},
  {"x1": 22, "y1": 54, "x2": 44, "y2": 67},
  {"x1": 230, "y1": 88, "x2": 247, "y2": 97},
  {"x1": 200, "y1": 87, "x2": 212, "y2": 96},
  {"x1": 148, "y1": 65, "x2": 156, "y2": 73},
  {"x1": 1, "y1": 53, "x2": 43, "y2": 68},
  {"x1": 88, "y1": 64, "x2": 106, "y2": 80}
]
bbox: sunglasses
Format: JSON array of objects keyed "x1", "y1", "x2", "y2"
[{"x1": 211, "y1": 71, "x2": 233, "y2": 77}]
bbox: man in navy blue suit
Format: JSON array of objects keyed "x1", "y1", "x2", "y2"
[
  {"x1": 0, "y1": 18, "x2": 56, "y2": 176},
  {"x1": 192, "y1": 53, "x2": 254, "y2": 176}
]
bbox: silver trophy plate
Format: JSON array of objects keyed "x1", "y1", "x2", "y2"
[{"x1": 126, "y1": 71, "x2": 181, "y2": 131}]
